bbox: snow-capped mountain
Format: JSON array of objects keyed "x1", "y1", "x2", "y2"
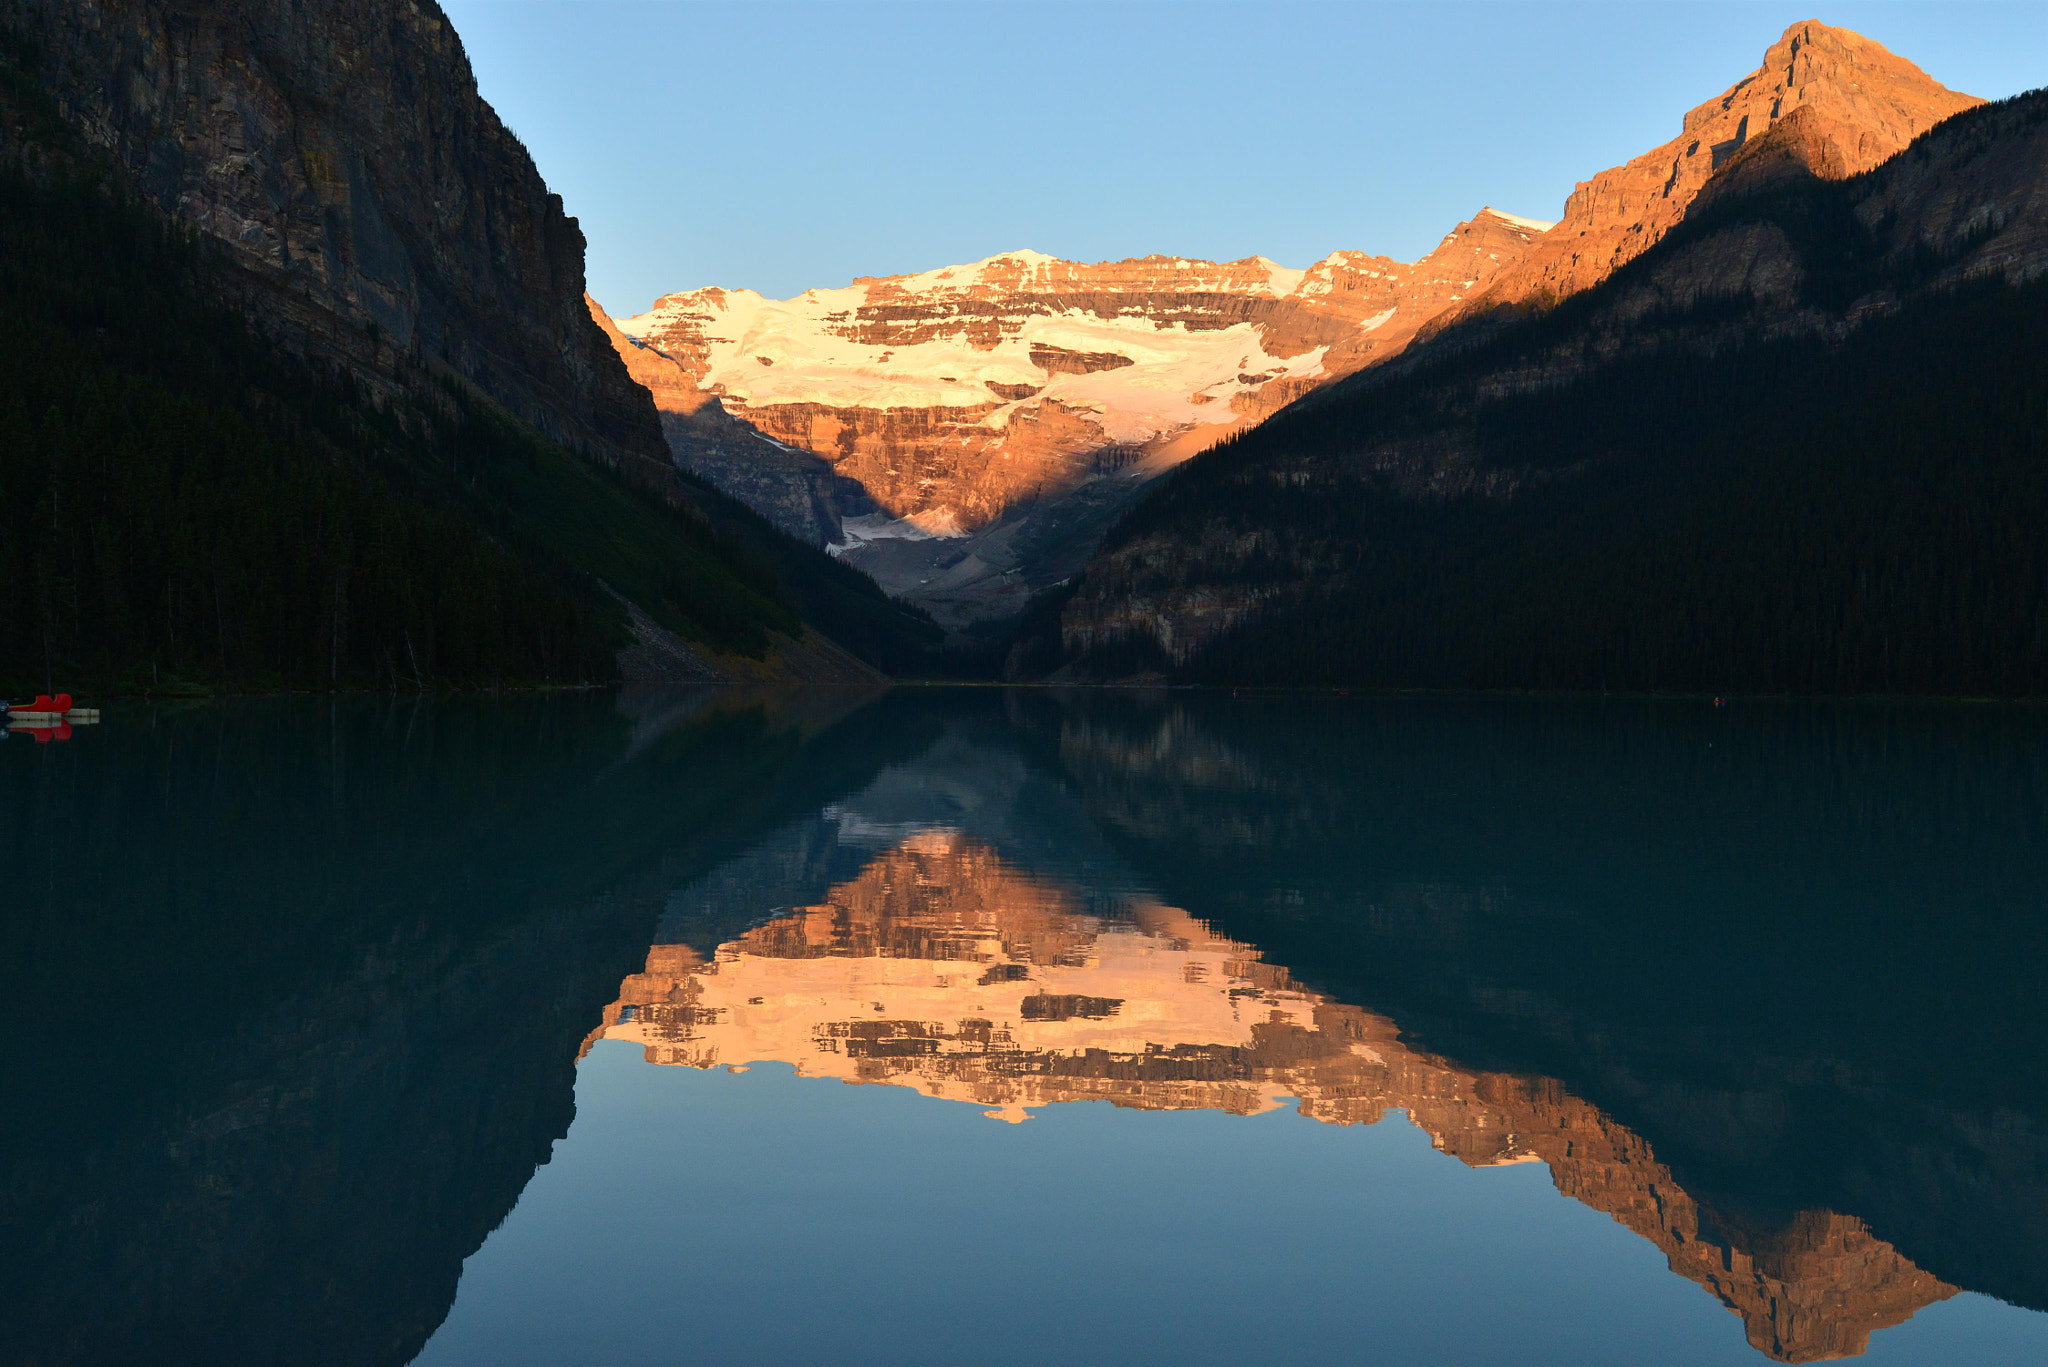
[
  {"x1": 599, "y1": 21, "x2": 1979, "y2": 630},
  {"x1": 601, "y1": 210, "x2": 1551, "y2": 623}
]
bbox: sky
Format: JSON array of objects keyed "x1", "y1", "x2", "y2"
[{"x1": 437, "y1": 1, "x2": 2048, "y2": 315}]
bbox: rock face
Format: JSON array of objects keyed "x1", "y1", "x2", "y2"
[
  {"x1": 602, "y1": 22, "x2": 1976, "y2": 627},
  {"x1": 5, "y1": 0, "x2": 671, "y2": 479},
  {"x1": 618, "y1": 221, "x2": 1551, "y2": 537},
  {"x1": 1455, "y1": 20, "x2": 1981, "y2": 318},
  {"x1": 593, "y1": 828, "x2": 1957, "y2": 1362},
  {"x1": 607, "y1": 214, "x2": 1550, "y2": 624},
  {"x1": 587, "y1": 295, "x2": 865, "y2": 543}
]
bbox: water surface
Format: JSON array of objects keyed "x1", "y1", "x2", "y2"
[{"x1": 5, "y1": 688, "x2": 2046, "y2": 1365}]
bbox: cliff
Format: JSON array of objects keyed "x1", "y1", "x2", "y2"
[
  {"x1": 588, "y1": 293, "x2": 867, "y2": 545},
  {"x1": 1454, "y1": 19, "x2": 1981, "y2": 319},
  {"x1": 0, "y1": 0, "x2": 955, "y2": 686},
  {"x1": 618, "y1": 220, "x2": 1555, "y2": 536},
  {"x1": 3, "y1": 0, "x2": 672, "y2": 482},
  {"x1": 607, "y1": 214, "x2": 1550, "y2": 625}
]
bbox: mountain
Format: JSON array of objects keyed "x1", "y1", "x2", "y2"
[
  {"x1": 597, "y1": 20, "x2": 1978, "y2": 635},
  {"x1": 3, "y1": 0, "x2": 671, "y2": 482},
  {"x1": 0, "y1": 0, "x2": 937, "y2": 687},
  {"x1": 607, "y1": 215, "x2": 1554, "y2": 627},
  {"x1": 588, "y1": 292, "x2": 872, "y2": 548},
  {"x1": 1455, "y1": 19, "x2": 1981, "y2": 319},
  {"x1": 1029, "y1": 29, "x2": 2043, "y2": 694}
]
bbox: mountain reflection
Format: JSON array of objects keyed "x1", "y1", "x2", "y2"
[
  {"x1": 8, "y1": 689, "x2": 2045, "y2": 1367},
  {"x1": 593, "y1": 826, "x2": 1951, "y2": 1363}
]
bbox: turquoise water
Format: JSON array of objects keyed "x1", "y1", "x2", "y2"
[{"x1": 6, "y1": 688, "x2": 2047, "y2": 1365}]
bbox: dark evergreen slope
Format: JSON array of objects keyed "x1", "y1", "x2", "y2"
[
  {"x1": 0, "y1": 40, "x2": 938, "y2": 693},
  {"x1": 1036, "y1": 90, "x2": 2048, "y2": 695}
]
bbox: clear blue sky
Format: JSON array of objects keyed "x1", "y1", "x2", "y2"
[{"x1": 437, "y1": 1, "x2": 2048, "y2": 314}]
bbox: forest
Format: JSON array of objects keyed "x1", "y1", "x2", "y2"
[
  {"x1": 1041, "y1": 95, "x2": 2048, "y2": 696},
  {"x1": 0, "y1": 165, "x2": 939, "y2": 694},
  {"x1": 1167, "y1": 279, "x2": 2048, "y2": 694}
]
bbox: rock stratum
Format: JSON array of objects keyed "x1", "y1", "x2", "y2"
[
  {"x1": 599, "y1": 20, "x2": 1978, "y2": 629},
  {"x1": 5, "y1": 0, "x2": 671, "y2": 481},
  {"x1": 616, "y1": 218, "x2": 1551, "y2": 531},
  {"x1": 607, "y1": 218, "x2": 1551, "y2": 624}
]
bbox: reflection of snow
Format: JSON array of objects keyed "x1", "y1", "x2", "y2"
[
  {"x1": 826, "y1": 510, "x2": 966, "y2": 557},
  {"x1": 819, "y1": 804, "x2": 954, "y2": 850}
]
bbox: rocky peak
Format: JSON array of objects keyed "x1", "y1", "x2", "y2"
[
  {"x1": 598, "y1": 21, "x2": 1977, "y2": 629},
  {"x1": 1241, "y1": 206, "x2": 1552, "y2": 415},
  {"x1": 1466, "y1": 20, "x2": 1981, "y2": 312},
  {"x1": 612, "y1": 249, "x2": 1349, "y2": 547},
  {"x1": 603, "y1": 219, "x2": 1553, "y2": 623}
]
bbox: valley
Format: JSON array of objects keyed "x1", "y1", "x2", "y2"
[
  {"x1": 0, "y1": 5, "x2": 2036, "y2": 696},
  {"x1": 600, "y1": 215, "x2": 1556, "y2": 626},
  {"x1": 592, "y1": 20, "x2": 1989, "y2": 639},
  {"x1": 7, "y1": 8, "x2": 2048, "y2": 1365}
]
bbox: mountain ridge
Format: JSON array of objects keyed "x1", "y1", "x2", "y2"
[
  {"x1": 608, "y1": 210, "x2": 1554, "y2": 627},
  {"x1": 1030, "y1": 80, "x2": 2048, "y2": 692}
]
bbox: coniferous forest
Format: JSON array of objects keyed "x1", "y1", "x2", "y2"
[
  {"x1": 0, "y1": 168, "x2": 938, "y2": 695},
  {"x1": 1038, "y1": 95, "x2": 2048, "y2": 697},
  {"x1": 1155, "y1": 278, "x2": 2048, "y2": 694}
]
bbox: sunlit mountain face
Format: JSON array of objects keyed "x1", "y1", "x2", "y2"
[{"x1": 591, "y1": 830, "x2": 1952, "y2": 1364}]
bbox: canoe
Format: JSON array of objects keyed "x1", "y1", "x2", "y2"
[{"x1": 6, "y1": 694, "x2": 94, "y2": 722}]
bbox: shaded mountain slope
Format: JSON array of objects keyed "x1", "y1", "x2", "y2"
[
  {"x1": 1034, "y1": 87, "x2": 2048, "y2": 695},
  {"x1": 2, "y1": 0, "x2": 669, "y2": 478},
  {"x1": 0, "y1": 6, "x2": 939, "y2": 687},
  {"x1": 0, "y1": 159, "x2": 823, "y2": 691}
]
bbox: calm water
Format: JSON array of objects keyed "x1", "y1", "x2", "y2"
[{"x1": 6, "y1": 688, "x2": 2048, "y2": 1366}]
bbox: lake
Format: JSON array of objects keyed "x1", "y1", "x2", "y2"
[{"x1": 5, "y1": 687, "x2": 2046, "y2": 1365}]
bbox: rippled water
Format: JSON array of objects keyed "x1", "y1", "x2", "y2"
[{"x1": 6, "y1": 688, "x2": 2047, "y2": 1365}]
